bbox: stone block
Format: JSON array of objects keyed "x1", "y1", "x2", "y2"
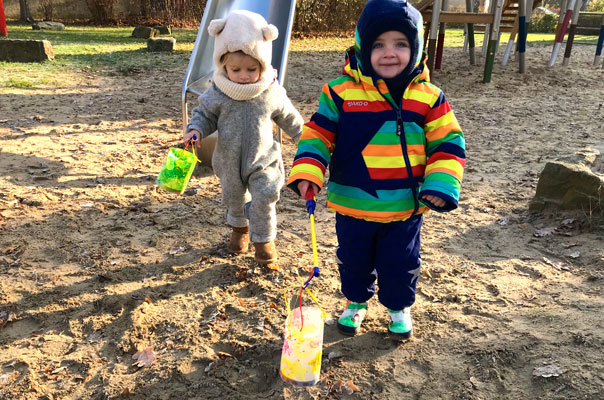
[
  {"x1": 147, "y1": 37, "x2": 176, "y2": 52},
  {"x1": 530, "y1": 156, "x2": 604, "y2": 215},
  {"x1": 132, "y1": 26, "x2": 159, "y2": 39},
  {"x1": 32, "y1": 21, "x2": 65, "y2": 31},
  {"x1": 153, "y1": 25, "x2": 172, "y2": 35},
  {"x1": 0, "y1": 39, "x2": 55, "y2": 62}
]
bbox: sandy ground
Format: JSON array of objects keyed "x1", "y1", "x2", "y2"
[{"x1": 1, "y1": 43, "x2": 604, "y2": 400}]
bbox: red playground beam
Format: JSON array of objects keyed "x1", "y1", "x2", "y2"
[{"x1": 0, "y1": 0, "x2": 8, "y2": 37}]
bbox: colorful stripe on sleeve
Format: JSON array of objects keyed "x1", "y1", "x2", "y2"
[
  {"x1": 287, "y1": 83, "x2": 339, "y2": 195},
  {"x1": 420, "y1": 90, "x2": 466, "y2": 208}
]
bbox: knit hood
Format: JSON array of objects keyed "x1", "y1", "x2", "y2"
[
  {"x1": 208, "y1": 10, "x2": 278, "y2": 82},
  {"x1": 354, "y1": 0, "x2": 424, "y2": 80}
]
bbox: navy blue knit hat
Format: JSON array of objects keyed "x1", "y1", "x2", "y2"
[{"x1": 356, "y1": 0, "x2": 424, "y2": 78}]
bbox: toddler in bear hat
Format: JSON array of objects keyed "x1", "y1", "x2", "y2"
[
  {"x1": 184, "y1": 10, "x2": 304, "y2": 264},
  {"x1": 287, "y1": 0, "x2": 466, "y2": 340}
]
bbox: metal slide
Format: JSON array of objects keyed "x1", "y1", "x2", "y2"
[{"x1": 181, "y1": 0, "x2": 297, "y2": 132}]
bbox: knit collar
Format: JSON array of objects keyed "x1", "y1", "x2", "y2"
[{"x1": 213, "y1": 68, "x2": 273, "y2": 101}]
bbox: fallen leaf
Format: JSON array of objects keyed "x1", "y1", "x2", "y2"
[
  {"x1": 542, "y1": 257, "x2": 570, "y2": 271},
  {"x1": 132, "y1": 346, "x2": 156, "y2": 368},
  {"x1": 238, "y1": 298, "x2": 246, "y2": 307},
  {"x1": 269, "y1": 302, "x2": 281, "y2": 309},
  {"x1": 533, "y1": 365, "x2": 563, "y2": 378},
  {"x1": 204, "y1": 361, "x2": 214, "y2": 373},
  {"x1": 330, "y1": 379, "x2": 359, "y2": 394},
  {"x1": 497, "y1": 217, "x2": 509, "y2": 226},
  {"x1": 50, "y1": 366, "x2": 67, "y2": 375},
  {"x1": 0, "y1": 311, "x2": 18, "y2": 330},
  {"x1": 266, "y1": 263, "x2": 280, "y2": 271},
  {"x1": 345, "y1": 380, "x2": 360, "y2": 393},
  {"x1": 216, "y1": 351, "x2": 233, "y2": 359},
  {"x1": 534, "y1": 227, "x2": 555, "y2": 237},
  {"x1": 0, "y1": 371, "x2": 20, "y2": 387}
]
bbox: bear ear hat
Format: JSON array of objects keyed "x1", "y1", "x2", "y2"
[
  {"x1": 208, "y1": 18, "x2": 226, "y2": 36},
  {"x1": 262, "y1": 24, "x2": 278, "y2": 41}
]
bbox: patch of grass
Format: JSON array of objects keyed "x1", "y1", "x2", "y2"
[
  {"x1": 1, "y1": 23, "x2": 198, "y2": 88},
  {"x1": 525, "y1": 307, "x2": 561, "y2": 323},
  {"x1": 5, "y1": 77, "x2": 35, "y2": 88},
  {"x1": 288, "y1": 29, "x2": 600, "y2": 51},
  {"x1": 0, "y1": 23, "x2": 600, "y2": 89}
]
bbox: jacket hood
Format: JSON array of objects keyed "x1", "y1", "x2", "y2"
[
  {"x1": 354, "y1": 0, "x2": 424, "y2": 80},
  {"x1": 343, "y1": 48, "x2": 430, "y2": 97}
]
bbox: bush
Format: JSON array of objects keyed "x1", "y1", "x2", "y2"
[
  {"x1": 38, "y1": 0, "x2": 55, "y2": 21},
  {"x1": 587, "y1": 0, "x2": 604, "y2": 12},
  {"x1": 528, "y1": 12, "x2": 558, "y2": 33},
  {"x1": 293, "y1": 0, "x2": 366, "y2": 32},
  {"x1": 127, "y1": 0, "x2": 206, "y2": 27},
  {"x1": 86, "y1": 0, "x2": 118, "y2": 24}
]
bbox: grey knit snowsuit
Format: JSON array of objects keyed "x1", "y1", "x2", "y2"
[{"x1": 186, "y1": 82, "x2": 303, "y2": 243}]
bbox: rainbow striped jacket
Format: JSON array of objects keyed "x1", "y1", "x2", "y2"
[{"x1": 286, "y1": 54, "x2": 466, "y2": 222}]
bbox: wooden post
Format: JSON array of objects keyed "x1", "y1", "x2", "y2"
[
  {"x1": 501, "y1": 13, "x2": 520, "y2": 65},
  {"x1": 463, "y1": 24, "x2": 468, "y2": 52},
  {"x1": 0, "y1": 0, "x2": 7, "y2": 37},
  {"x1": 555, "y1": 0, "x2": 568, "y2": 39},
  {"x1": 563, "y1": 0, "x2": 583, "y2": 66},
  {"x1": 466, "y1": 0, "x2": 476, "y2": 65},
  {"x1": 435, "y1": 0, "x2": 449, "y2": 70},
  {"x1": 427, "y1": 0, "x2": 442, "y2": 72},
  {"x1": 482, "y1": 0, "x2": 493, "y2": 57},
  {"x1": 595, "y1": 16, "x2": 604, "y2": 66},
  {"x1": 549, "y1": 0, "x2": 577, "y2": 67},
  {"x1": 518, "y1": 0, "x2": 528, "y2": 73},
  {"x1": 484, "y1": 0, "x2": 504, "y2": 83}
]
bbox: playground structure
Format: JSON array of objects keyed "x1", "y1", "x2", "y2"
[
  {"x1": 1, "y1": 0, "x2": 7, "y2": 37},
  {"x1": 181, "y1": 0, "x2": 297, "y2": 136},
  {"x1": 418, "y1": 0, "x2": 604, "y2": 81}
]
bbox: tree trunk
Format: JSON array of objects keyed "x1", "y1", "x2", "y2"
[{"x1": 19, "y1": 0, "x2": 33, "y2": 23}]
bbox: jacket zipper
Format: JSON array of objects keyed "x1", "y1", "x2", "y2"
[{"x1": 396, "y1": 106, "x2": 420, "y2": 215}]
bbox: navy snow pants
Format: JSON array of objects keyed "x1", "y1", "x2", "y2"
[{"x1": 335, "y1": 213, "x2": 423, "y2": 310}]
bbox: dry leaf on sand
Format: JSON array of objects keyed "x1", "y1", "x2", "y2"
[{"x1": 132, "y1": 346, "x2": 156, "y2": 368}]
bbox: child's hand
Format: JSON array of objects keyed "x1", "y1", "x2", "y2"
[
  {"x1": 184, "y1": 129, "x2": 201, "y2": 146},
  {"x1": 421, "y1": 194, "x2": 446, "y2": 208},
  {"x1": 297, "y1": 180, "x2": 320, "y2": 199}
]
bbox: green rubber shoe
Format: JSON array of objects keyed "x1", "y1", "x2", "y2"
[
  {"x1": 388, "y1": 308, "x2": 412, "y2": 340},
  {"x1": 337, "y1": 301, "x2": 368, "y2": 336}
]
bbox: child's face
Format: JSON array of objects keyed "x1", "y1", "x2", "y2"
[
  {"x1": 224, "y1": 52, "x2": 262, "y2": 84},
  {"x1": 370, "y1": 30, "x2": 411, "y2": 78}
]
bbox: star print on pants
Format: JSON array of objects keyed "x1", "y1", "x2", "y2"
[{"x1": 408, "y1": 266, "x2": 420, "y2": 285}]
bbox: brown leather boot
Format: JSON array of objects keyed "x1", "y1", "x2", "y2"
[
  {"x1": 228, "y1": 226, "x2": 249, "y2": 254},
  {"x1": 253, "y1": 241, "x2": 277, "y2": 264}
]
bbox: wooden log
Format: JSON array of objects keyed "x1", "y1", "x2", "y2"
[
  {"x1": 465, "y1": 0, "x2": 476, "y2": 65},
  {"x1": 484, "y1": 0, "x2": 505, "y2": 83},
  {"x1": 595, "y1": 16, "x2": 604, "y2": 66},
  {"x1": 435, "y1": 0, "x2": 449, "y2": 70},
  {"x1": 501, "y1": 13, "x2": 519, "y2": 66},
  {"x1": 422, "y1": 11, "x2": 494, "y2": 24},
  {"x1": 563, "y1": 0, "x2": 583, "y2": 66},
  {"x1": 427, "y1": 0, "x2": 442, "y2": 72},
  {"x1": 549, "y1": 0, "x2": 577, "y2": 67},
  {"x1": 518, "y1": 0, "x2": 528, "y2": 73}
]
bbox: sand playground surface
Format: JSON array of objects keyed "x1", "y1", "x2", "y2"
[{"x1": 1, "y1": 43, "x2": 604, "y2": 399}]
